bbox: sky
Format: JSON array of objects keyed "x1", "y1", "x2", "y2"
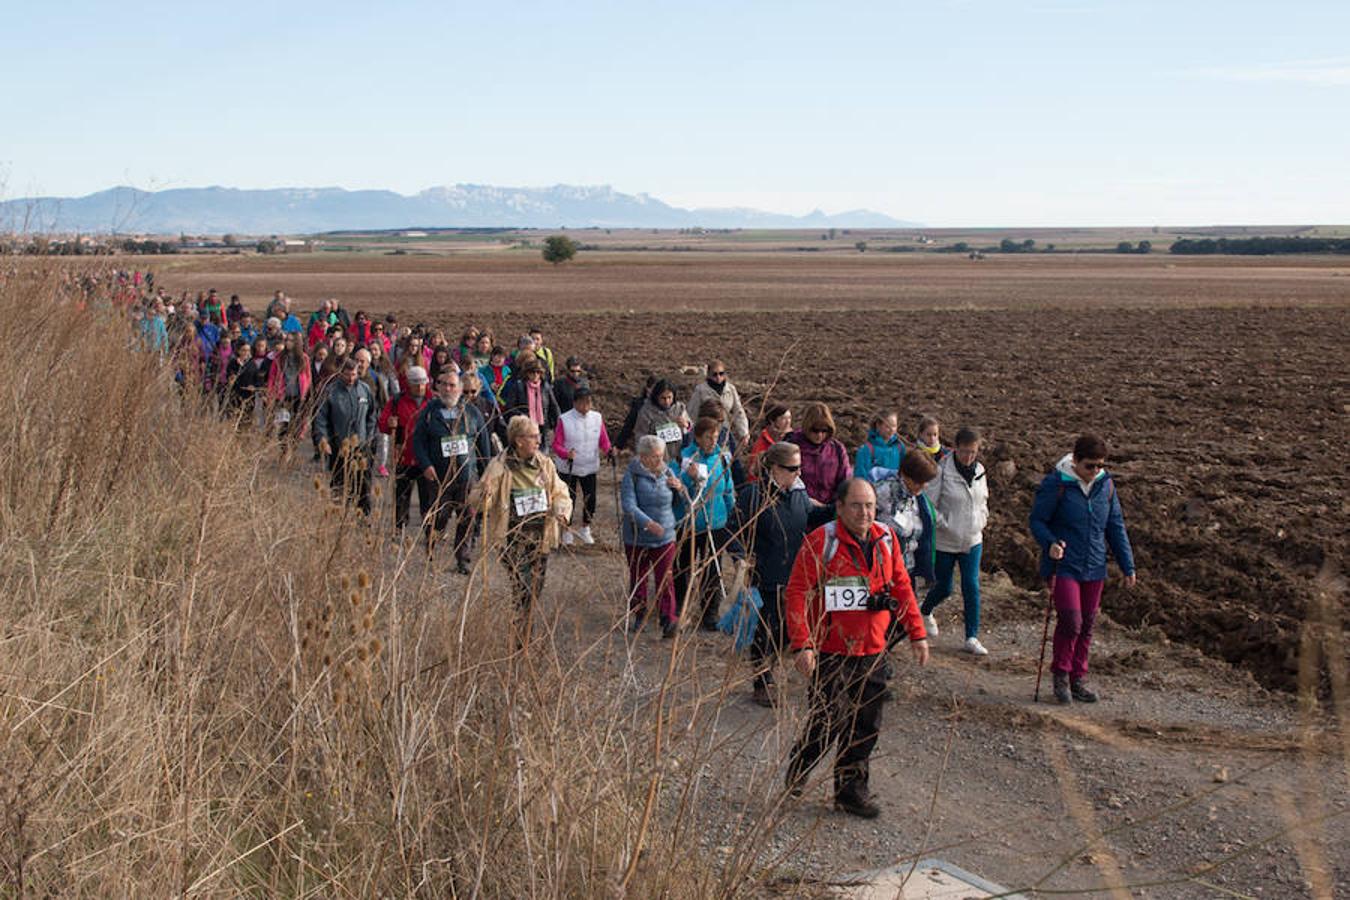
[{"x1": 2, "y1": 0, "x2": 1347, "y2": 226}]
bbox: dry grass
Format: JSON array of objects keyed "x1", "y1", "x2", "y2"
[{"x1": 0, "y1": 265, "x2": 795, "y2": 897}]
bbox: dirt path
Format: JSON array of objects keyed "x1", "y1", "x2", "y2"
[{"x1": 384, "y1": 461, "x2": 1346, "y2": 898}]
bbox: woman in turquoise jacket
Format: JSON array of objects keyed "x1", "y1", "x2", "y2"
[
  {"x1": 854, "y1": 411, "x2": 904, "y2": 482},
  {"x1": 672, "y1": 416, "x2": 737, "y2": 631}
]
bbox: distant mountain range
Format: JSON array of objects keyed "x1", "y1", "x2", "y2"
[{"x1": 0, "y1": 184, "x2": 916, "y2": 235}]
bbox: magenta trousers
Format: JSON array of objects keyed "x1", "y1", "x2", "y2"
[
  {"x1": 624, "y1": 543, "x2": 678, "y2": 621},
  {"x1": 1052, "y1": 576, "x2": 1105, "y2": 680}
]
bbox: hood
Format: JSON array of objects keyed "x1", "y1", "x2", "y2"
[
  {"x1": 627, "y1": 457, "x2": 663, "y2": 481},
  {"x1": 1056, "y1": 453, "x2": 1104, "y2": 495},
  {"x1": 866, "y1": 429, "x2": 900, "y2": 447}
]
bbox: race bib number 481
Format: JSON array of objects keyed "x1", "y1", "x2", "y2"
[
  {"x1": 823, "y1": 576, "x2": 870, "y2": 613},
  {"x1": 441, "y1": 435, "x2": 469, "y2": 458}
]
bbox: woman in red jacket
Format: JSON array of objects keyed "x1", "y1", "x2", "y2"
[{"x1": 378, "y1": 366, "x2": 432, "y2": 533}]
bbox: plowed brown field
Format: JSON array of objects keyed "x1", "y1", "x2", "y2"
[{"x1": 166, "y1": 251, "x2": 1350, "y2": 690}]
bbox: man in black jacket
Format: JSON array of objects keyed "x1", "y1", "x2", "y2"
[
  {"x1": 314, "y1": 357, "x2": 379, "y2": 515},
  {"x1": 412, "y1": 370, "x2": 492, "y2": 572}
]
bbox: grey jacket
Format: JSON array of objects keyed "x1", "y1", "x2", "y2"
[
  {"x1": 688, "y1": 379, "x2": 750, "y2": 444},
  {"x1": 314, "y1": 379, "x2": 378, "y2": 449}
]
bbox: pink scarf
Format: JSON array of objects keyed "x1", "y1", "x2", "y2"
[{"x1": 526, "y1": 380, "x2": 544, "y2": 424}]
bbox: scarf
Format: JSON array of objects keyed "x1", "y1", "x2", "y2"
[
  {"x1": 526, "y1": 380, "x2": 544, "y2": 424},
  {"x1": 954, "y1": 457, "x2": 977, "y2": 486},
  {"x1": 707, "y1": 378, "x2": 726, "y2": 395}
]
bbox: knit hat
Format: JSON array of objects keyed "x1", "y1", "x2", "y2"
[{"x1": 406, "y1": 366, "x2": 429, "y2": 384}]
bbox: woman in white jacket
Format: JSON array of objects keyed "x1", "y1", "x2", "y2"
[
  {"x1": 550, "y1": 387, "x2": 614, "y2": 544},
  {"x1": 920, "y1": 426, "x2": 990, "y2": 655}
]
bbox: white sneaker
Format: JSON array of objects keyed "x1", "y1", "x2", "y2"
[
  {"x1": 964, "y1": 636, "x2": 988, "y2": 656},
  {"x1": 561, "y1": 529, "x2": 575, "y2": 546},
  {"x1": 578, "y1": 525, "x2": 595, "y2": 544},
  {"x1": 922, "y1": 614, "x2": 939, "y2": 638}
]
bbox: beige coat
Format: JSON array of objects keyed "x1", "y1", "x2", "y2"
[
  {"x1": 688, "y1": 379, "x2": 750, "y2": 444},
  {"x1": 469, "y1": 450, "x2": 573, "y2": 553}
]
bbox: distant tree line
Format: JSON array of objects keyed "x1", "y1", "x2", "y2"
[{"x1": 1169, "y1": 236, "x2": 1350, "y2": 255}]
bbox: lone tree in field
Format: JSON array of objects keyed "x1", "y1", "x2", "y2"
[{"x1": 542, "y1": 234, "x2": 578, "y2": 266}]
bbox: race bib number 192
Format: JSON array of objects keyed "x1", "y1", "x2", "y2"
[{"x1": 823, "y1": 576, "x2": 870, "y2": 613}]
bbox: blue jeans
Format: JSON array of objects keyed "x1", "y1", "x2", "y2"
[{"x1": 921, "y1": 544, "x2": 982, "y2": 639}]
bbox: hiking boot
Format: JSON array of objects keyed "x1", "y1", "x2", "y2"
[
  {"x1": 963, "y1": 636, "x2": 988, "y2": 656},
  {"x1": 699, "y1": 616, "x2": 720, "y2": 632},
  {"x1": 578, "y1": 525, "x2": 595, "y2": 545},
  {"x1": 922, "y1": 613, "x2": 939, "y2": 638},
  {"x1": 751, "y1": 683, "x2": 775, "y2": 708},
  {"x1": 628, "y1": 611, "x2": 647, "y2": 634},
  {"x1": 1071, "y1": 678, "x2": 1099, "y2": 703},
  {"x1": 1052, "y1": 671, "x2": 1072, "y2": 705},
  {"x1": 454, "y1": 560, "x2": 471, "y2": 576},
  {"x1": 661, "y1": 619, "x2": 678, "y2": 639},
  {"x1": 835, "y1": 787, "x2": 881, "y2": 819},
  {"x1": 377, "y1": 465, "x2": 390, "y2": 478}
]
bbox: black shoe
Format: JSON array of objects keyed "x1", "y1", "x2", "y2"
[
  {"x1": 784, "y1": 773, "x2": 805, "y2": 800},
  {"x1": 454, "y1": 560, "x2": 471, "y2": 576},
  {"x1": 1070, "y1": 679, "x2": 1099, "y2": 703},
  {"x1": 1052, "y1": 672, "x2": 1072, "y2": 705},
  {"x1": 752, "y1": 684, "x2": 775, "y2": 708},
  {"x1": 699, "y1": 617, "x2": 720, "y2": 632},
  {"x1": 661, "y1": 619, "x2": 678, "y2": 639},
  {"x1": 628, "y1": 612, "x2": 647, "y2": 634},
  {"x1": 835, "y1": 788, "x2": 881, "y2": 819}
]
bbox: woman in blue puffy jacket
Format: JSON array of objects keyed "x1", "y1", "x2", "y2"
[
  {"x1": 1029, "y1": 433, "x2": 1137, "y2": 705},
  {"x1": 854, "y1": 411, "x2": 904, "y2": 482},
  {"x1": 620, "y1": 434, "x2": 689, "y2": 637}
]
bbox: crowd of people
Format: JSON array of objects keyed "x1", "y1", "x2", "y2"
[{"x1": 119, "y1": 274, "x2": 1138, "y2": 820}]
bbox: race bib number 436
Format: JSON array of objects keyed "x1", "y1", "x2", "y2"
[
  {"x1": 511, "y1": 488, "x2": 548, "y2": 517},
  {"x1": 655, "y1": 423, "x2": 682, "y2": 444},
  {"x1": 823, "y1": 576, "x2": 870, "y2": 613}
]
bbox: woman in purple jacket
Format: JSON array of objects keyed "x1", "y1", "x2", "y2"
[{"x1": 787, "y1": 402, "x2": 852, "y2": 504}]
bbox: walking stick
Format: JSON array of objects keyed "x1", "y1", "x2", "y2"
[
  {"x1": 610, "y1": 454, "x2": 621, "y2": 536},
  {"x1": 1033, "y1": 560, "x2": 1060, "y2": 703}
]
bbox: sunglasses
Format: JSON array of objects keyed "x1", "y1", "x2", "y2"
[
  {"x1": 464, "y1": 390, "x2": 479, "y2": 397},
  {"x1": 775, "y1": 463, "x2": 802, "y2": 472},
  {"x1": 709, "y1": 371, "x2": 727, "y2": 377},
  {"x1": 1080, "y1": 460, "x2": 1105, "y2": 471}
]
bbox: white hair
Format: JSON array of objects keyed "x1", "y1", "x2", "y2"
[{"x1": 636, "y1": 435, "x2": 665, "y2": 457}]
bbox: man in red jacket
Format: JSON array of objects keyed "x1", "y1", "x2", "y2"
[
  {"x1": 378, "y1": 365, "x2": 431, "y2": 533},
  {"x1": 784, "y1": 478, "x2": 929, "y2": 818}
]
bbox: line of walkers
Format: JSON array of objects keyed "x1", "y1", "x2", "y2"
[{"x1": 126, "y1": 284, "x2": 1137, "y2": 820}]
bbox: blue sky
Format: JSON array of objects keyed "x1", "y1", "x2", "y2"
[{"x1": 3, "y1": 0, "x2": 1347, "y2": 225}]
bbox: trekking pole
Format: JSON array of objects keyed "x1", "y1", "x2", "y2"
[
  {"x1": 1033, "y1": 558, "x2": 1060, "y2": 703},
  {"x1": 609, "y1": 454, "x2": 621, "y2": 536}
]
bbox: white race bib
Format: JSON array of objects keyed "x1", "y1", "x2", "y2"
[
  {"x1": 274, "y1": 409, "x2": 292, "y2": 425},
  {"x1": 511, "y1": 487, "x2": 548, "y2": 517},
  {"x1": 655, "y1": 423, "x2": 682, "y2": 444},
  {"x1": 823, "y1": 576, "x2": 870, "y2": 613},
  {"x1": 441, "y1": 435, "x2": 469, "y2": 458}
]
